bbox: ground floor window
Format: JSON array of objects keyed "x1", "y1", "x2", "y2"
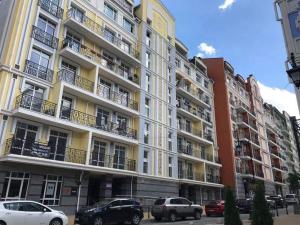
[
  {"x1": 1, "y1": 172, "x2": 30, "y2": 201},
  {"x1": 40, "y1": 175, "x2": 63, "y2": 206}
]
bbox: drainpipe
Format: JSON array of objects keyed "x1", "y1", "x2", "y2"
[{"x1": 76, "y1": 171, "x2": 84, "y2": 212}]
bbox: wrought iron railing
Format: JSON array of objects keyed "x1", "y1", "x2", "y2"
[
  {"x1": 97, "y1": 84, "x2": 138, "y2": 111},
  {"x1": 31, "y1": 26, "x2": 58, "y2": 49},
  {"x1": 58, "y1": 69, "x2": 94, "y2": 92},
  {"x1": 178, "y1": 170, "x2": 204, "y2": 181},
  {"x1": 66, "y1": 8, "x2": 139, "y2": 58},
  {"x1": 203, "y1": 133, "x2": 213, "y2": 142},
  {"x1": 206, "y1": 174, "x2": 220, "y2": 183},
  {"x1": 176, "y1": 102, "x2": 211, "y2": 123},
  {"x1": 176, "y1": 82, "x2": 209, "y2": 105},
  {"x1": 59, "y1": 106, "x2": 137, "y2": 139},
  {"x1": 112, "y1": 0, "x2": 133, "y2": 13},
  {"x1": 15, "y1": 94, "x2": 56, "y2": 116},
  {"x1": 38, "y1": 0, "x2": 64, "y2": 19},
  {"x1": 5, "y1": 138, "x2": 86, "y2": 164},
  {"x1": 62, "y1": 39, "x2": 139, "y2": 85},
  {"x1": 90, "y1": 152, "x2": 136, "y2": 171},
  {"x1": 177, "y1": 121, "x2": 202, "y2": 137},
  {"x1": 24, "y1": 60, "x2": 53, "y2": 82}
]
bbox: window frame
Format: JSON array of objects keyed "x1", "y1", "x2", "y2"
[{"x1": 40, "y1": 175, "x2": 63, "y2": 206}]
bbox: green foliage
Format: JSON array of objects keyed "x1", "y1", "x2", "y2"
[
  {"x1": 224, "y1": 187, "x2": 242, "y2": 225},
  {"x1": 287, "y1": 170, "x2": 300, "y2": 194},
  {"x1": 251, "y1": 183, "x2": 273, "y2": 225}
]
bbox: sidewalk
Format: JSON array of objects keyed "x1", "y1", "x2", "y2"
[{"x1": 242, "y1": 214, "x2": 300, "y2": 225}]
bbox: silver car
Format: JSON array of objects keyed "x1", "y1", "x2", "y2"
[{"x1": 151, "y1": 197, "x2": 203, "y2": 222}]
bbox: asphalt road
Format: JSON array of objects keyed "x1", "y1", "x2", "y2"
[{"x1": 141, "y1": 206, "x2": 293, "y2": 225}]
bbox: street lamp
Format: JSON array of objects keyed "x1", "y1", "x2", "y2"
[{"x1": 287, "y1": 53, "x2": 300, "y2": 88}]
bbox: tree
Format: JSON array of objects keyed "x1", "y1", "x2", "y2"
[
  {"x1": 251, "y1": 183, "x2": 273, "y2": 225},
  {"x1": 287, "y1": 170, "x2": 300, "y2": 195},
  {"x1": 224, "y1": 187, "x2": 242, "y2": 225}
]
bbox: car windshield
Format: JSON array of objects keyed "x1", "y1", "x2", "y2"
[{"x1": 93, "y1": 199, "x2": 114, "y2": 207}]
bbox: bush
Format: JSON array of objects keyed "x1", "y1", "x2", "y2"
[
  {"x1": 224, "y1": 187, "x2": 242, "y2": 225},
  {"x1": 251, "y1": 183, "x2": 273, "y2": 225}
]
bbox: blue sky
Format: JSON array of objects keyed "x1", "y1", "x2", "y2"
[{"x1": 135, "y1": 0, "x2": 299, "y2": 117}]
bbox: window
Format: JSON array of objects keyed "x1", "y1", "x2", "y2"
[
  {"x1": 144, "y1": 123, "x2": 149, "y2": 144},
  {"x1": 30, "y1": 48, "x2": 50, "y2": 68},
  {"x1": 196, "y1": 74, "x2": 202, "y2": 84},
  {"x1": 96, "y1": 108, "x2": 110, "y2": 127},
  {"x1": 66, "y1": 32, "x2": 80, "y2": 52},
  {"x1": 104, "y1": 3, "x2": 117, "y2": 20},
  {"x1": 145, "y1": 73, "x2": 150, "y2": 92},
  {"x1": 143, "y1": 151, "x2": 149, "y2": 173},
  {"x1": 146, "y1": 52, "x2": 151, "y2": 69},
  {"x1": 168, "y1": 109, "x2": 172, "y2": 126},
  {"x1": 48, "y1": 130, "x2": 68, "y2": 161},
  {"x1": 175, "y1": 58, "x2": 180, "y2": 68},
  {"x1": 123, "y1": 18, "x2": 134, "y2": 33},
  {"x1": 184, "y1": 65, "x2": 190, "y2": 75},
  {"x1": 71, "y1": 6, "x2": 84, "y2": 23},
  {"x1": 146, "y1": 30, "x2": 151, "y2": 47},
  {"x1": 1, "y1": 172, "x2": 30, "y2": 201},
  {"x1": 114, "y1": 145, "x2": 126, "y2": 169},
  {"x1": 145, "y1": 98, "x2": 150, "y2": 117},
  {"x1": 40, "y1": 175, "x2": 62, "y2": 206},
  {"x1": 204, "y1": 80, "x2": 209, "y2": 89},
  {"x1": 121, "y1": 39, "x2": 131, "y2": 54},
  {"x1": 168, "y1": 87, "x2": 172, "y2": 104},
  {"x1": 168, "y1": 157, "x2": 172, "y2": 177},
  {"x1": 168, "y1": 132, "x2": 172, "y2": 151},
  {"x1": 22, "y1": 82, "x2": 45, "y2": 112},
  {"x1": 91, "y1": 140, "x2": 107, "y2": 166},
  {"x1": 37, "y1": 16, "x2": 56, "y2": 35},
  {"x1": 167, "y1": 47, "x2": 171, "y2": 61},
  {"x1": 168, "y1": 67, "x2": 171, "y2": 82},
  {"x1": 104, "y1": 27, "x2": 116, "y2": 44}
]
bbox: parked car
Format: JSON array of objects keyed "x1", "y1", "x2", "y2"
[
  {"x1": 0, "y1": 200, "x2": 68, "y2": 225},
  {"x1": 269, "y1": 195, "x2": 285, "y2": 208},
  {"x1": 151, "y1": 197, "x2": 203, "y2": 222},
  {"x1": 75, "y1": 198, "x2": 143, "y2": 225},
  {"x1": 236, "y1": 199, "x2": 252, "y2": 213},
  {"x1": 285, "y1": 194, "x2": 299, "y2": 205},
  {"x1": 205, "y1": 200, "x2": 225, "y2": 217},
  {"x1": 265, "y1": 196, "x2": 276, "y2": 208}
]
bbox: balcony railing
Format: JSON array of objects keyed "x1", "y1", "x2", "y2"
[
  {"x1": 58, "y1": 69, "x2": 94, "y2": 92},
  {"x1": 5, "y1": 138, "x2": 86, "y2": 164},
  {"x1": 97, "y1": 84, "x2": 138, "y2": 111},
  {"x1": 253, "y1": 152, "x2": 262, "y2": 161},
  {"x1": 176, "y1": 102, "x2": 211, "y2": 123},
  {"x1": 255, "y1": 171, "x2": 264, "y2": 178},
  {"x1": 178, "y1": 170, "x2": 204, "y2": 181},
  {"x1": 112, "y1": 0, "x2": 133, "y2": 13},
  {"x1": 62, "y1": 40, "x2": 139, "y2": 85},
  {"x1": 177, "y1": 121, "x2": 202, "y2": 137},
  {"x1": 24, "y1": 60, "x2": 54, "y2": 82},
  {"x1": 274, "y1": 176, "x2": 283, "y2": 183},
  {"x1": 203, "y1": 133, "x2": 214, "y2": 142},
  {"x1": 59, "y1": 106, "x2": 137, "y2": 139},
  {"x1": 15, "y1": 94, "x2": 56, "y2": 117},
  {"x1": 90, "y1": 152, "x2": 136, "y2": 171},
  {"x1": 177, "y1": 82, "x2": 209, "y2": 105},
  {"x1": 31, "y1": 26, "x2": 58, "y2": 49},
  {"x1": 38, "y1": 0, "x2": 64, "y2": 19},
  {"x1": 206, "y1": 174, "x2": 220, "y2": 183},
  {"x1": 66, "y1": 8, "x2": 139, "y2": 59}
]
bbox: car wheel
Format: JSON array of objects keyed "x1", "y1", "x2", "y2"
[
  {"x1": 0, "y1": 221, "x2": 6, "y2": 225},
  {"x1": 131, "y1": 214, "x2": 141, "y2": 225},
  {"x1": 194, "y1": 211, "x2": 201, "y2": 220},
  {"x1": 154, "y1": 217, "x2": 162, "y2": 222},
  {"x1": 94, "y1": 216, "x2": 103, "y2": 225},
  {"x1": 169, "y1": 212, "x2": 177, "y2": 222},
  {"x1": 50, "y1": 218, "x2": 62, "y2": 225}
]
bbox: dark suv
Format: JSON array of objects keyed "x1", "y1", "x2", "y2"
[
  {"x1": 151, "y1": 197, "x2": 203, "y2": 222},
  {"x1": 75, "y1": 199, "x2": 143, "y2": 225}
]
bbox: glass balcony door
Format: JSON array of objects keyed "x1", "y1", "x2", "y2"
[
  {"x1": 96, "y1": 108, "x2": 110, "y2": 129},
  {"x1": 22, "y1": 83, "x2": 45, "y2": 112},
  {"x1": 114, "y1": 145, "x2": 125, "y2": 170},
  {"x1": 48, "y1": 130, "x2": 68, "y2": 161},
  {"x1": 91, "y1": 140, "x2": 107, "y2": 167},
  {"x1": 60, "y1": 96, "x2": 73, "y2": 120},
  {"x1": 12, "y1": 122, "x2": 38, "y2": 156},
  {"x1": 98, "y1": 79, "x2": 111, "y2": 100},
  {"x1": 29, "y1": 48, "x2": 51, "y2": 80},
  {"x1": 66, "y1": 32, "x2": 81, "y2": 52},
  {"x1": 61, "y1": 61, "x2": 77, "y2": 85}
]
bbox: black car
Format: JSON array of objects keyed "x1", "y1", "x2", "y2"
[
  {"x1": 236, "y1": 199, "x2": 252, "y2": 213},
  {"x1": 269, "y1": 196, "x2": 284, "y2": 208},
  {"x1": 75, "y1": 199, "x2": 144, "y2": 225}
]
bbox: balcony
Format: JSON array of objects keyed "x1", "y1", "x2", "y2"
[
  {"x1": 112, "y1": 0, "x2": 133, "y2": 14},
  {"x1": 5, "y1": 138, "x2": 86, "y2": 164},
  {"x1": 59, "y1": 107, "x2": 137, "y2": 140},
  {"x1": 253, "y1": 152, "x2": 262, "y2": 161},
  {"x1": 203, "y1": 132, "x2": 214, "y2": 143},
  {"x1": 90, "y1": 153, "x2": 136, "y2": 172},
  {"x1": 64, "y1": 8, "x2": 139, "y2": 65},
  {"x1": 177, "y1": 121, "x2": 202, "y2": 137},
  {"x1": 274, "y1": 176, "x2": 284, "y2": 183},
  {"x1": 60, "y1": 40, "x2": 139, "y2": 89},
  {"x1": 15, "y1": 94, "x2": 56, "y2": 117},
  {"x1": 176, "y1": 102, "x2": 211, "y2": 124},
  {"x1": 235, "y1": 101, "x2": 255, "y2": 117},
  {"x1": 255, "y1": 171, "x2": 264, "y2": 178},
  {"x1": 31, "y1": 26, "x2": 58, "y2": 49},
  {"x1": 97, "y1": 84, "x2": 138, "y2": 111},
  {"x1": 24, "y1": 60, "x2": 53, "y2": 82},
  {"x1": 176, "y1": 82, "x2": 210, "y2": 108},
  {"x1": 206, "y1": 174, "x2": 221, "y2": 183},
  {"x1": 178, "y1": 170, "x2": 204, "y2": 182},
  {"x1": 58, "y1": 69, "x2": 94, "y2": 93},
  {"x1": 38, "y1": 0, "x2": 63, "y2": 19}
]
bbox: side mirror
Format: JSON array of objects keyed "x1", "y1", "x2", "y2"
[{"x1": 43, "y1": 208, "x2": 47, "y2": 213}]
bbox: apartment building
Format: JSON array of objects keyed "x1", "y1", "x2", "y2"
[
  {"x1": 175, "y1": 40, "x2": 223, "y2": 203},
  {"x1": 0, "y1": 0, "x2": 224, "y2": 213},
  {"x1": 203, "y1": 58, "x2": 283, "y2": 198}
]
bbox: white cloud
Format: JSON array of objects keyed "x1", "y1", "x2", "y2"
[
  {"x1": 197, "y1": 43, "x2": 216, "y2": 58},
  {"x1": 258, "y1": 81, "x2": 299, "y2": 118},
  {"x1": 219, "y1": 0, "x2": 236, "y2": 10}
]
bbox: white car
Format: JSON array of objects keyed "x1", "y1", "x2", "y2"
[
  {"x1": 285, "y1": 194, "x2": 299, "y2": 204},
  {"x1": 0, "y1": 201, "x2": 68, "y2": 225}
]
